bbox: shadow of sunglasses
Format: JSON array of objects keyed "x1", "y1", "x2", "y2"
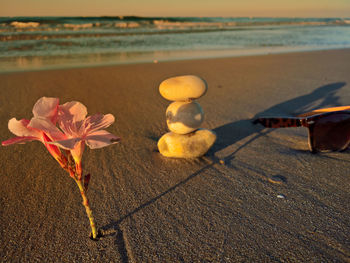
[{"x1": 253, "y1": 106, "x2": 350, "y2": 153}]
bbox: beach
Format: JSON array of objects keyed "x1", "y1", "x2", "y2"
[{"x1": 1, "y1": 49, "x2": 350, "y2": 262}]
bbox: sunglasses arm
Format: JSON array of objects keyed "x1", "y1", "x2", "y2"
[{"x1": 297, "y1": 106, "x2": 350, "y2": 117}]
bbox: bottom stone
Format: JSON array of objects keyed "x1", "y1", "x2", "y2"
[{"x1": 158, "y1": 129, "x2": 216, "y2": 158}]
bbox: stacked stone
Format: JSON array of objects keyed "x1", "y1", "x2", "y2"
[{"x1": 157, "y1": 75, "x2": 216, "y2": 158}]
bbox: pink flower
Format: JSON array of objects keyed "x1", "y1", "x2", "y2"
[
  {"x1": 44, "y1": 101, "x2": 120, "y2": 175},
  {"x1": 2, "y1": 96, "x2": 120, "y2": 240},
  {"x1": 2, "y1": 97, "x2": 67, "y2": 167}
]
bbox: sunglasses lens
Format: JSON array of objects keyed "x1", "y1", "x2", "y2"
[{"x1": 312, "y1": 113, "x2": 350, "y2": 151}]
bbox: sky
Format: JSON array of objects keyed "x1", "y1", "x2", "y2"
[{"x1": 1, "y1": 0, "x2": 349, "y2": 17}]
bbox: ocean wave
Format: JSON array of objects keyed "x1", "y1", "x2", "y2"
[
  {"x1": 1, "y1": 20, "x2": 350, "y2": 42},
  {"x1": 152, "y1": 20, "x2": 238, "y2": 29},
  {"x1": 1, "y1": 16, "x2": 349, "y2": 28},
  {"x1": 114, "y1": 22, "x2": 140, "y2": 28},
  {"x1": 1, "y1": 16, "x2": 350, "y2": 60},
  {"x1": 2, "y1": 18, "x2": 349, "y2": 38},
  {"x1": 10, "y1": 21, "x2": 40, "y2": 28},
  {"x1": 63, "y1": 23, "x2": 95, "y2": 29},
  {"x1": 0, "y1": 26, "x2": 278, "y2": 42}
]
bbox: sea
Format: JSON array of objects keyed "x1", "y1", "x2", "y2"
[{"x1": 1, "y1": 16, "x2": 350, "y2": 72}]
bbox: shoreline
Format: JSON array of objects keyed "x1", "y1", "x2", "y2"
[{"x1": 2, "y1": 45, "x2": 350, "y2": 74}]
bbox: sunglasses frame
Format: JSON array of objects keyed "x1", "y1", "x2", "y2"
[{"x1": 253, "y1": 106, "x2": 350, "y2": 153}]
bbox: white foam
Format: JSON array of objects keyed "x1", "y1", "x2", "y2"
[
  {"x1": 152, "y1": 20, "x2": 237, "y2": 30},
  {"x1": 114, "y1": 22, "x2": 140, "y2": 28},
  {"x1": 63, "y1": 23, "x2": 94, "y2": 29},
  {"x1": 10, "y1": 21, "x2": 40, "y2": 28}
]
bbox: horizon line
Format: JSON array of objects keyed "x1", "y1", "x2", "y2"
[{"x1": 0, "y1": 15, "x2": 349, "y2": 18}]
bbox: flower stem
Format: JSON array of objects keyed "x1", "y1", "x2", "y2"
[{"x1": 75, "y1": 178, "x2": 98, "y2": 240}]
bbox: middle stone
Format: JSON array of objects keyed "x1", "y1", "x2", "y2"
[{"x1": 166, "y1": 101, "x2": 204, "y2": 134}]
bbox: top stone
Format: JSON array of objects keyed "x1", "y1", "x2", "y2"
[{"x1": 159, "y1": 75, "x2": 207, "y2": 101}]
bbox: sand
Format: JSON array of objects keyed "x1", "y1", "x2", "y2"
[{"x1": 1, "y1": 49, "x2": 350, "y2": 262}]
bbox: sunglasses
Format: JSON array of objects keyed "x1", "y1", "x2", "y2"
[{"x1": 253, "y1": 106, "x2": 350, "y2": 152}]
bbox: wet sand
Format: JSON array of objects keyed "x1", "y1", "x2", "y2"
[{"x1": 1, "y1": 49, "x2": 350, "y2": 262}]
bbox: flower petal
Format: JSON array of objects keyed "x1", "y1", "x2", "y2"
[
  {"x1": 82, "y1": 114, "x2": 115, "y2": 134},
  {"x1": 2, "y1": 136, "x2": 38, "y2": 146},
  {"x1": 70, "y1": 141, "x2": 85, "y2": 166},
  {"x1": 58, "y1": 101, "x2": 87, "y2": 123},
  {"x1": 58, "y1": 101, "x2": 88, "y2": 135},
  {"x1": 8, "y1": 118, "x2": 40, "y2": 137},
  {"x1": 85, "y1": 130, "x2": 120, "y2": 149},
  {"x1": 28, "y1": 117, "x2": 66, "y2": 141},
  {"x1": 32, "y1": 97, "x2": 59, "y2": 123},
  {"x1": 48, "y1": 137, "x2": 82, "y2": 150}
]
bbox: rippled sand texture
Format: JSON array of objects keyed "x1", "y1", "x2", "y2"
[{"x1": 1, "y1": 49, "x2": 350, "y2": 262}]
